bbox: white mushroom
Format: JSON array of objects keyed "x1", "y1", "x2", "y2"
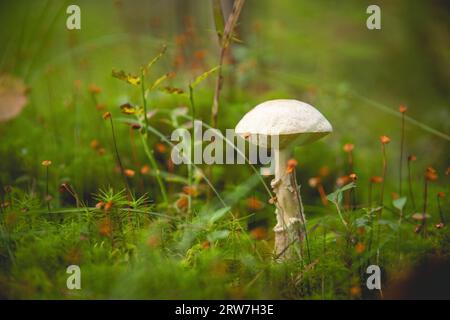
[{"x1": 235, "y1": 99, "x2": 332, "y2": 259}]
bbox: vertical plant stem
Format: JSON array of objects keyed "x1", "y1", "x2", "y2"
[
  {"x1": 408, "y1": 160, "x2": 417, "y2": 211},
  {"x1": 108, "y1": 116, "x2": 131, "y2": 198},
  {"x1": 211, "y1": 0, "x2": 245, "y2": 128},
  {"x1": 291, "y1": 171, "x2": 311, "y2": 265},
  {"x1": 140, "y1": 70, "x2": 168, "y2": 205},
  {"x1": 377, "y1": 144, "x2": 387, "y2": 255},
  {"x1": 188, "y1": 85, "x2": 195, "y2": 214},
  {"x1": 45, "y1": 166, "x2": 50, "y2": 213},
  {"x1": 437, "y1": 196, "x2": 445, "y2": 224},
  {"x1": 399, "y1": 113, "x2": 405, "y2": 195},
  {"x1": 421, "y1": 178, "x2": 428, "y2": 235}
]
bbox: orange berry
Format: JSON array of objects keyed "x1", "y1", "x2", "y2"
[{"x1": 399, "y1": 104, "x2": 407, "y2": 113}]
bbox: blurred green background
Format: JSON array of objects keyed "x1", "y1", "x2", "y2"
[{"x1": 0, "y1": 0, "x2": 449, "y2": 299}]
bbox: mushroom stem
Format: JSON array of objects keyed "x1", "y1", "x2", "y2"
[{"x1": 272, "y1": 148, "x2": 305, "y2": 260}]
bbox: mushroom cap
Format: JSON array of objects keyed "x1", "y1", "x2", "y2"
[{"x1": 235, "y1": 99, "x2": 332, "y2": 148}]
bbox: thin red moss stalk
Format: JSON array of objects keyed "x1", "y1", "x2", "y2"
[
  {"x1": 104, "y1": 112, "x2": 131, "y2": 197},
  {"x1": 437, "y1": 193, "x2": 445, "y2": 226},
  {"x1": 398, "y1": 105, "x2": 407, "y2": 196},
  {"x1": 407, "y1": 155, "x2": 417, "y2": 211}
]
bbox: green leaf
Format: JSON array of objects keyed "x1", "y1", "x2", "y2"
[
  {"x1": 190, "y1": 66, "x2": 220, "y2": 89},
  {"x1": 208, "y1": 206, "x2": 231, "y2": 225},
  {"x1": 207, "y1": 230, "x2": 230, "y2": 242},
  {"x1": 326, "y1": 182, "x2": 356, "y2": 204},
  {"x1": 353, "y1": 216, "x2": 369, "y2": 228},
  {"x1": 378, "y1": 219, "x2": 399, "y2": 231},
  {"x1": 149, "y1": 72, "x2": 175, "y2": 91},
  {"x1": 145, "y1": 45, "x2": 167, "y2": 72},
  {"x1": 393, "y1": 196, "x2": 407, "y2": 211}
]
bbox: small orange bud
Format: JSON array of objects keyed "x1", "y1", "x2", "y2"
[
  {"x1": 89, "y1": 84, "x2": 101, "y2": 94},
  {"x1": 337, "y1": 175, "x2": 350, "y2": 187},
  {"x1": 155, "y1": 143, "x2": 167, "y2": 154},
  {"x1": 246, "y1": 197, "x2": 264, "y2": 210},
  {"x1": 104, "y1": 201, "x2": 113, "y2": 211},
  {"x1": 438, "y1": 192, "x2": 445, "y2": 198},
  {"x1": 319, "y1": 166, "x2": 330, "y2": 177},
  {"x1": 182, "y1": 185, "x2": 198, "y2": 197},
  {"x1": 343, "y1": 143, "x2": 354, "y2": 153},
  {"x1": 124, "y1": 169, "x2": 135, "y2": 178},
  {"x1": 380, "y1": 135, "x2": 391, "y2": 144},
  {"x1": 408, "y1": 154, "x2": 417, "y2": 162},
  {"x1": 140, "y1": 165, "x2": 150, "y2": 175},
  {"x1": 370, "y1": 176, "x2": 383, "y2": 184},
  {"x1": 176, "y1": 196, "x2": 188, "y2": 210},
  {"x1": 399, "y1": 104, "x2": 407, "y2": 113},
  {"x1": 90, "y1": 139, "x2": 100, "y2": 150},
  {"x1": 41, "y1": 160, "x2": 52, "y2": 167},
  {"x1": 95, "y1": 201, "x2": 104, "y2": 209},
  {"x1": 286, "y1": 158, "x2": 298, "y2": 173},
  {"x1": 102, "y1": 112, "x2": 111, "y2": 120},
  {"x1": 425, "y1": 167, "x2": 438, "y2": 181},
  {"x1": 194, "y1": 50, "x2": 207, "y2": 60},
  {"x1": 350, "y1": 285, "x2": 361, "y2": 297},
  {"x1": 355, "y1": 243, "x2": 365, "y2": 254},
  {"x1": 308, "y1": 177, "x2": 321, "y2": 188},
  {"x1": 250, "y1": 227, "x2": 268, "y2": 240},
  {"x1": 349, "y1": 173, "x2": 358, "y2": 181},
  {"x1": 391, "y1": 192, "x2": 399, "y2": 200},
  {"x1": 201, "y1": 241, "x2": 210, "y2": 249}
]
